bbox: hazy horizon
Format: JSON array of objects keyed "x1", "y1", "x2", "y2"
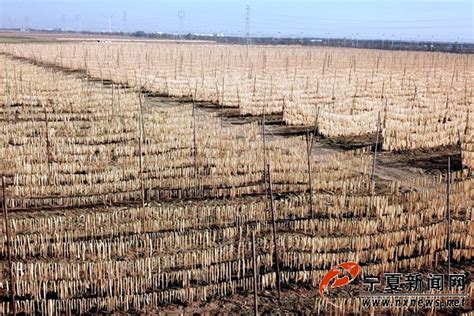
[{"x1": 0, "y1": 0, "x2": 472, "y2": 43}]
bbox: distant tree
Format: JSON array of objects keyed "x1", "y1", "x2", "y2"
[
  {"x1": 133, "y1": 31, "x2": 146, "y2": 38},
  {"x1": 451, "y1": 42, "x2": 458, "y2": 53}
]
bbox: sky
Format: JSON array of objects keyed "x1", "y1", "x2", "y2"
[{"x1": 0, "y1": 0, "x2": 472, "y2": 42}]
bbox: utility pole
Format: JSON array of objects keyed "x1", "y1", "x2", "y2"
[
  {"x1": 245, "y1": 5, "x2": 250, "y2": 45},
  {"x1": 178, "y1": 10, "x2": 185, "y2": 39}
]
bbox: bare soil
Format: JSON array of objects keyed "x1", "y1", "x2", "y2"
[
  {"x1": 2, "y1": 52, "x2": 470, "y2": 315},
  {"x1": 142, "y1": 261, "x2": 473, "y2": 315}
]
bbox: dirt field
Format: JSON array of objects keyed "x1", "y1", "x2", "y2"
[{"x1": 0, "y1": 33, "x2": 471, "y2": 315}]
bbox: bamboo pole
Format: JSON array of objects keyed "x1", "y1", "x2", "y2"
[
  {"x1": 2, "y1": 177, "x2": 16, "y2": 316},
  {"x1": 252, "y1": 230, "x2": 259, "y2": 316},
  {"x1": 267, "y1": 163, "x2": 281, "y2": 300}
]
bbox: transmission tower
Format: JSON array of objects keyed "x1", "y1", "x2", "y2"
[
  {"x1": 61, "y1": 14, "x2": 66, "y2": 30},
  {"x1": 104, "y1": 15, "x2": 113, "y2": 33},
  {"x1": 178, "y1": 10, "x2": 185, "y2": 38},
  {"x1": 75, "y1": 15, "x2": 82, "y2": 32},
  {"x1": 123, "y1": 11, "x2": 127, "y2": 33},
  {"x1": 245, "y1": 5, "x2": 250, "y2": 45},
  {"x1": 23, "y1": 16, "x2": 29, "y2": 30}
]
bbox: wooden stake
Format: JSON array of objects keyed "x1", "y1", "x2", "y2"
[
  {"x1": 262, "y1": 91, "x2": 268, "y2": 199},
  {"x1": 447, "y1": 156, "x2": 451, "y2": 277},
  {"x1": 331, "y1": 70, "x2": 336, "y2": 100},
  {"x1": 221, "y1": 76, "x2": 225, "y2": 105},
  {"x1": 267, "y1": 164, "x2": 281, "y2": 300},
  {"x1": 465, "y1": 109, "x2": 470, "y2": 136},
  {"x1": 192, "y1": 82, "x2": 198, "y2": 177},
  {"x1": 138, "y1": 95, "x2": 145, "y2": 207},
  {"x1": 252, "y1": 230, "x2": 259, "y2": 316},
  {"x1": 312, "y1": 106, "x2": 320, "y2": 137},
  {"x1": 457, "y1": 130, "x2": 463, "y2": 169},
  {"x1": 305, "y1": 130, "x2": 314, "y2": 219},
  {"x1": 111, "y1": 83, "x2": 114, "y2": 110},
  {"x1": 2, "y1": 177, "x2": 16, "y2": 316},
  {"x1": 220, "y1": 76, "x2": 225, "y2": 128},
  {"x1": 371, "y1": 112, "x2": 381, "y2": 183},
  {"x1": 139, "y1": 94, "x2": 147, "y2": 150},
  {"x1": 44, "y1": 105, "x2": 51, "y2": 186},
  {"x1": 187, "y1": 79, "x2": 199, "y2": 178}
]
